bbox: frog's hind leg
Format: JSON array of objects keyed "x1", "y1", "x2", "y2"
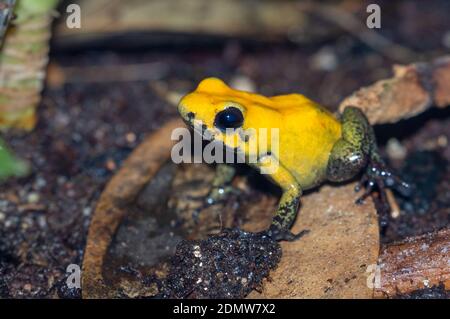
[
  {"x1": 327, "y1": 106, "x2": 412, "y2": 215},
  {"x1": 326, "y1": 106, "x2": 371, "y2": 183}
]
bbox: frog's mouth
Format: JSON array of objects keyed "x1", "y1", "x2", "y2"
[{"x1": 181, "y1": 111, "x2": 216, "y2": 142}]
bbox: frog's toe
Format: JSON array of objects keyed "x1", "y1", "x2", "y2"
[
  {"x1": 368, "y1": 160, "x2": 413, "y2": 196},
  {"x1": 190, "y1": 200, "x2": 222, "y2": 224},
  {"x1": 383, "y1": 173, "x2": 413, "y2": 197},
  {"x1": 355, "y1": 180, "x2": 376, "y2": 205},
  {"x1": 189, "y1": 186, "x2": 247, "y2": 224},
  {"x1": 262, "y1": 225, "x2": 309, "y2": 242},
  {"x1": 206, "y1": 185, "x2": 246, "y2": 206},
  {"x1": 354, "y1": 174, "x2": 369, "y2": 193},
  {"x1": 356, "y1": 158, "x2": 413, "y2": 206}
]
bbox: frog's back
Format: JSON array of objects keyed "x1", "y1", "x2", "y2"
[{"x1": 269, "y1": 93, "x2": 334, "y2": 115}]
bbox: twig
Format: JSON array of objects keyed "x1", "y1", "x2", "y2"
[
  {"x1": 386, "y1": 189, "x2": 400, "y2": 219},
  {"x1": 300, "y1": 2, "x2": 417, "y2": 62},
  {"x1": 46, "y1": 62, "x2": 170, "y2": 86}
]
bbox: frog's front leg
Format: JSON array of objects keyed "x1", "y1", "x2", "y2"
[
  {"x1": 327, "y1": 106, "x2": 412, "y2": 207},
  {"x1": 258, "y1": 155, "x2": 309, "y2": 241},
  {"x1": 190, "y1": 164, "x2": 237, "y2": 221},
  {"x1": 206, "y1": 163, "x2": 236, "y2": 205}
]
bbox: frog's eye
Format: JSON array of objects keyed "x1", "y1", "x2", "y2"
[{"x1": 214, "y1": 107, "x2": 244, "y2": 131}]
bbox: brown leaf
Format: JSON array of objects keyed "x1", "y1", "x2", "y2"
[
  {"x1": 339, "y1": 56, "x2": 450, "y2": 124},
  {"x1": 248, "y1": 184, "x2": 379, "y2": 298}
]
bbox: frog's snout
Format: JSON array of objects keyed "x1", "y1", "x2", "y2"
[
  {"x1": 177, "y1": 100, "x2": 195, "y2": 125},
  {"x1": 180, "y1": 111, "x2": 195, "y2": 128}
]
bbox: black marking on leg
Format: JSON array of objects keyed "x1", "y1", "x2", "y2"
[
  {"x1": 271, "y1": 196, "x2": 300, "y2": 230},
  {"x1": 264, "y1": 192, "x2": 304, "y2": 242}
]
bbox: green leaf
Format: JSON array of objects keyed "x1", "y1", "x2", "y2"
[
  {"x1": 0, "y1": 138, "x2": 29, "y2": 181},
  {"x1": 16, "y1": 0, "x2": 59, "y2": 14}
]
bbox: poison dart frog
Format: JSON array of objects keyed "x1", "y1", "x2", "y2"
[{"x1": 178, "y1": 78, "x2": 411, "y2": 241}]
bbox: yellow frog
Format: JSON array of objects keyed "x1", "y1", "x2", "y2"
[{"x1": 178, "y1": 78, "x2": 410, "y2": 241}]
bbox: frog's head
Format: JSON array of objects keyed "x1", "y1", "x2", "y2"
[{"x1": 178, "y1": 77, "x2": 266, "y2": 155}]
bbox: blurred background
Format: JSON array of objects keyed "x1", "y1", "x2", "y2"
[{"x1": 0, "y1": 0, "x2": 449, "y2": 298}]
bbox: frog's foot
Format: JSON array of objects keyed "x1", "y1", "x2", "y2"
[
  {"x1": 354, "y1": 158, "x2": 412, "y2": 206},
  {"x1": 188, "y1": 185, "x2": 245, "y2": 223},
  {"x1": 261, "y1": 224, "x2": 310, "y2": 242}
]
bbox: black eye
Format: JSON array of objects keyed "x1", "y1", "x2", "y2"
[{"x1": 214, "y1": 107, "x2": 244, "y2": 131}]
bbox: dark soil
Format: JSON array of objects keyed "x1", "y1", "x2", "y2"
[
  {"x1": 0, "y1": 80, "x2": 175, "y2": 298},
  {"x1": 378, "y1": 110, "x2": 450, "y2": 243},
  {"x1": 160, "y1": 228, "x2": 281, "y2": 299},
  {"x1": 395, "y1": 283, "x2": 449, "y2": 299},
  {"x1": 1, "y1": 0, "x2": 449, "y2": 298}
]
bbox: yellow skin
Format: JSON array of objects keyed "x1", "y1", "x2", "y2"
[
  {"x1": 179, "y1": 78, "x2": 341, "y2": 189},
  {"x1": 178, "y1": 78, "x2": 410, "y2": 241}
]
